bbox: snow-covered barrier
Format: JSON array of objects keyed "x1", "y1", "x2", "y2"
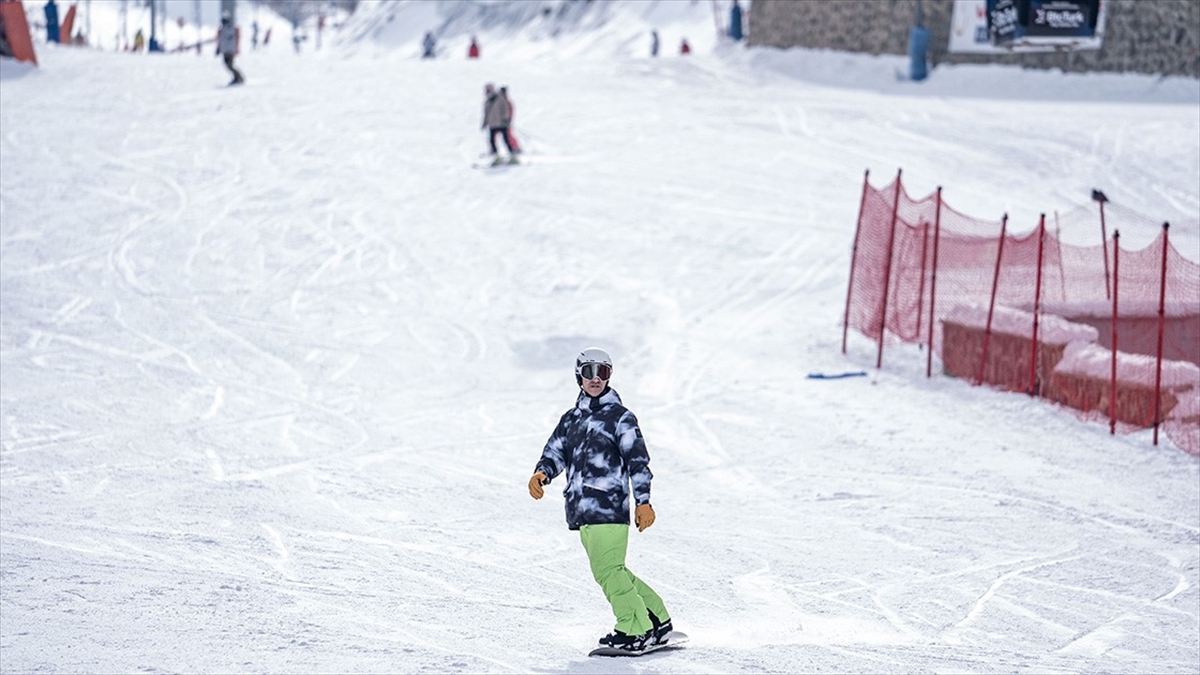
[
  {"x1": 1048, "y1": 342, "x2": 1200, "y2": 452},
  {"x1": 941, "y1": 303, "x2": 1097, "y2": 394},
  {"x1": 941, "y1": 303, "x2": 1200, "y2": 455}
]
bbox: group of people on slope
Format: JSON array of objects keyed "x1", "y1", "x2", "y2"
[{"x1": 423, "y1": 31, "x2": 482, "y2": 59}]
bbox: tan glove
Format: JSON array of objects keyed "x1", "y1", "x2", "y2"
[
  {"x1": 635, "y1": 503, "x2": 656, "y2": 532},
  {"x1": 528, "y1": 471, "x2": 547, "y2": 500}
]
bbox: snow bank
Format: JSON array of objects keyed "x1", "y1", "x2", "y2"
[
  {"x1": 1055, "y1": 341, "x2": 1200, "y2": 388},
  {"x1": 944, "y1": 303, "x2": 1099, "y2": 344}
]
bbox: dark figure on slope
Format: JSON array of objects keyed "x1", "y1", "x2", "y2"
[{"x1": 216, "y1": 15, "x2": 244, "y2": 85}]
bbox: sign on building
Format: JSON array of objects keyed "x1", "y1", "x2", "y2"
[{"x1": 948, "y1": 0, "x2": 1107, "y2": 53}]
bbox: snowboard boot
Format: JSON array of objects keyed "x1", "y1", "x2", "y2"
[
  {"x1": 597, "y1": 629, "x2": 651, "y2": 652},
  {"x1": 649, "y1": 610, "x2": 673, "y2": 645}
]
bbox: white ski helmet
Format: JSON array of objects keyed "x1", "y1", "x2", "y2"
[{"x1": 575, "y1": 347, "x2": 613, "y2": 385}]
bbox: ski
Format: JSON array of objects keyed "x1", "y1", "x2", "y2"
[{"x1": 471, "y1": 156, "x2": 522, "y2": 169}]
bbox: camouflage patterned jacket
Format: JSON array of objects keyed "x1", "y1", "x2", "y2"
[{"x1": 535, "y1": 387, "x2": 653, "y2": 530}]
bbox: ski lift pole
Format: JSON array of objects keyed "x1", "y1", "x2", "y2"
[{"x1": 1093, "y1": 189, "x2": 1111, "y2": 300}]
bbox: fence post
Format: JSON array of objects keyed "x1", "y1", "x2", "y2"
[
  {"x1": 916, "y1": 220, "x2": 930, "y2": 349},
  {"x1": 1097, "y1": 193, "x2": 1111, "y2": 300},
  {"x1": 843, "y1": 169, "x2": 871, "y2": 354},
  {"x1": 1110, "y1": 231, "x2": 1120, "y2": 435},
  {"x1": 876, "y1": 169, "x2": 903, "y2": 369},
  {"x1": 977, "y1": 214, "x2": 1008, "y2": 385},
  {"x1": 1153, "y1": 222, "x2": 1170, "y2": 445},
  {"x1": 925, "y1": 187, "x2": 943, "y2": 378},
  {"x1": 1029, "y1": 214, "x2": 1046, "y2": 396}
]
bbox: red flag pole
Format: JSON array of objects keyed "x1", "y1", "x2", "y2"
[
  {"x1": 1028, "y1": 214, "x2": 1046, "y2": 396},
  {"x1": 876, "y1": 169, "x2": 903, "y2": 369},
  {"x1": 926, "y1": 187, "x2": 943, "y2": 378},
  {"x1": 843, "y1": 169, "x2": 871, "y2": 354},
  {"x1": 916, "y1": 219, "x2": 930, "y2": 351},
  {"x1": 977, "y1": 214, "x2": 1008, "y2": 385},
  {"x1": 1110, "y1": 231, "x2": 1120, "y2": 435},
  {"x1": 1153, "y1": 223, "x2": 1170, "y2": 445}
]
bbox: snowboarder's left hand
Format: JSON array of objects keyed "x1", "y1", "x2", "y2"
[{"x1": 635, "y1": 503, "x2": 655, "y2": 532}]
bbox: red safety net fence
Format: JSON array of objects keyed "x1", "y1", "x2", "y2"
[{"x1": 843, "y1": 170, "x2": 1200, "y2": 456}]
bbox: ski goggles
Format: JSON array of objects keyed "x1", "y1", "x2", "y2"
[{"x1": 578, "y1": 362, "x2": 612, "y2": 381}]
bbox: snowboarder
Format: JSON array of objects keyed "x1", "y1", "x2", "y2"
[
  {"x1": 467, "y1": 35, "x2": 479, "y2": 59},
  {"x1": 528, "y1": 348, "x2": 674, "y2": 653},
  {"x1": 421, "y1": 31, "x2": 436, "y2": 59},
  {"x1": 679, "y1": 38, "x2": 691, "y2": 55},
  {"x1": 481, "y1": 82, "x2": 516, "y2": 164},
  {"x1": 650, "y1": 30, "x2": 659, "y2": 57},
  {"x1": 216, "y1": 15, "x2": 244, "y2": 85}
]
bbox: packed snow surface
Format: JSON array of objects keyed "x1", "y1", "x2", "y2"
[{"x1": 2, "y1": 1, "x2": 1199, "y2": 672}]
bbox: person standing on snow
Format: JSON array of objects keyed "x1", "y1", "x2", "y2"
[
  {"x1": 421, "y1": 30, "x2": 436, "y2": 58},
  {"x1": 467, "y1": 35, "x2": 480, "y2": 59},
  {"x1": 481, "y1": 82, "x2": 516, "y2": 164},
  {"x1": 528, "y1": 348, "x2": 674, "y2": 653},
  {"x1": 216, "y1": 15, "x2": 244, "y2": 85},
  {"x1": 499, "y1": 86, "x2": 522, "y2": 155},
  {"x1": 729, "y1": 0, "x2": 744, "y2": 41}
]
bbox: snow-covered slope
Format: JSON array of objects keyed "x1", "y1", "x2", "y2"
[
  {"x1": 2, "y1": 2, "x2": 1198, "y2": 673},
  {"x1": 335, "y1": 0, "x2": 722, "y2": 60}
]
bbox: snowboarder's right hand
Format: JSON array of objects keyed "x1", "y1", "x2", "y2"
[{"x1": 528, "y1": 471, "x2": 547, "y2": 500}]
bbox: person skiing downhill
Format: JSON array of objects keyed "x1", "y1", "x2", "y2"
[
  {"x1": 481, "y1": 82, "x2": 516, "y2": 164},
  {"x1": 529, "y1": 348, "x2": 674, "y2": 653}
]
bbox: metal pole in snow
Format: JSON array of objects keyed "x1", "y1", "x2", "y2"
[
  {"x1": 1100, "y1": 199, "x2": 1111, "y2": 299},
  {"x1": 926, "y1": 187, "x2": 943, "y2": 378},
  {"x1": 843, "y1": 169, "x2": 871, "y2": 354},
  {"x1": 1110, "y1": 231, "x2": 1120, "y2": 435},
  {"x1": 1029, "y1": 214, "x2": 1046, "y2": 396},
  {"x1": 977, "y1": 214, "x2": 1008, "y2": 385},
  {"x1": 1153, "y1": 223, "x2": 1170, "y2": 445},
  {"x1": 876, "y1": 169, "x2": 904, "y2": 369}
]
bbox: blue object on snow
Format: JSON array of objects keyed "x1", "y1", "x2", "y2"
[
  {"x1": 908, "y1": 26, "x2": 930, "y2": 81},
  {"x1": 806, "y1": 371, "x2": 868, "y2": 380}
]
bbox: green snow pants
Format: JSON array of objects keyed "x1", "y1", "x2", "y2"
[{"x1": 579, "y1": 523, "x2": 669, "y2": 636}]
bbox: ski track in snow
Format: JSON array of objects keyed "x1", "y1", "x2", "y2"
[{"x1": 2, "y1": 5, "x2": 1199, "y2": 672}]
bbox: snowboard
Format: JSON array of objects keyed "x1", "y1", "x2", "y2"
[{"x1": 588, "y1": 631, "x2": 689, "y2": 658}]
